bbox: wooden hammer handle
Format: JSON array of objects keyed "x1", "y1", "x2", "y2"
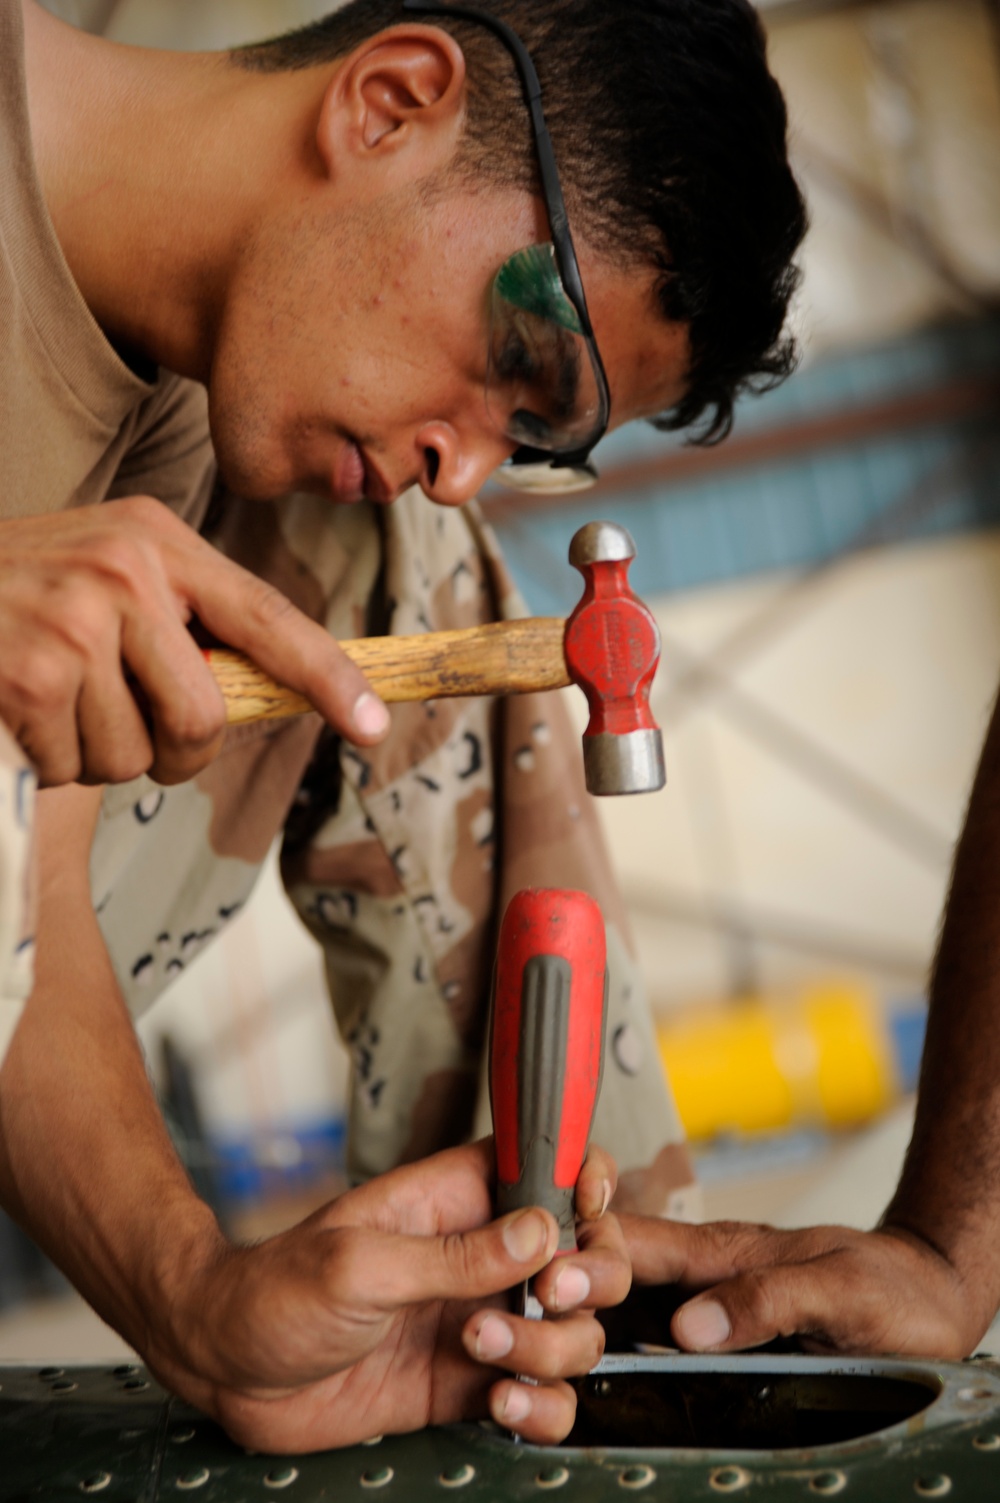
[{"x1": 208, "y1": 617, "x2": 569, "y2": 726}]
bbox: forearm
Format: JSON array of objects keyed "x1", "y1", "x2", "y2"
[
  {"x1": 0, "y1": 785, "x2": 220, "y2": 1352},
  {"x1": 609, "y1": 687, "x2": 1000, "y2": 1363},
  {"x1": 884, "y1": 687, "x2": 1000, "y2": 1332}
]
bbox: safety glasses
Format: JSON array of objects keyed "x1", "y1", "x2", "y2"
[{"x1": 401, "y1": 0, "x2": 611, "y2": 493}]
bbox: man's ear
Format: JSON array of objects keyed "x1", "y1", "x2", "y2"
[{"x1": 315, "y1": 25, "x2": 468, "y2": 185}]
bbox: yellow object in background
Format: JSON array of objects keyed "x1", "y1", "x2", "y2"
[{"x1": 657, "y1": 981, "x2": 903, "y2": 1141}]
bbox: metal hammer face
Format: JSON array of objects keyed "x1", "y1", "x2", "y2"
[{"x1": 565, "y1": 521, "x2": 666, "y2": 797}]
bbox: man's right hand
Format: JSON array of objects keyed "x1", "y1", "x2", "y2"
[
  {"x1": 142, "y1": 1142, "x2": 629, "y2": 1453},
  {"x1": 0, "y1": 786, "x2": 630, "y2": 1454},
  {"x1": 0, "y1": 499, "x2": 389, "y2": 786}
]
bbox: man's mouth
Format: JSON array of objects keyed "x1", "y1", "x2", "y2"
[
  {"x1": 333, "y1": 438, "x2": 366, "y2": 504},
  {"x1": 334, "y1": 439, "x2": 394, "y2": 506}
]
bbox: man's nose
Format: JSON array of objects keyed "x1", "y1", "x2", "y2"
[{"x1": 414, "y1": 422, "x2": 513, "y2": 507}]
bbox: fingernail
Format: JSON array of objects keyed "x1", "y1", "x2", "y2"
[
  {"x1": 504, "y1": 1210, "x2": 549, "y2": 1263},
  {"x1": 677, "y1": 1299, "x2": 731, "y2": 1349},
  {"x1": 553, "y1": 1266, "x2": 591, "y2": 1310},
  {"x1": 600, "y1": 1179, "x2": 613, "y2": 1218},
  {"x1": 475, "y1": 1315, "x2": 514, "y2": 1361},
  {"x1": 353, "y1": 692, "x2": 390, "y2": 738},
  {"x1": 500, "y1": 1384, "x2": 533, "y2": 1424}
]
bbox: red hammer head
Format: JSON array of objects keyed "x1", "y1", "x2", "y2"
[{"x1": 565, "y1": 521, "x2": 666, "y2": 797}]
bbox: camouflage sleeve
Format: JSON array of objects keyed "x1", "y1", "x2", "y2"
[
  {"x1": 280, "y1": 495, "x2": 502, "y2": 1183},
  {"x1": 90, "y1": 492, "x2": 387, "y2": 1023},
  {"x1": 90, "y1": 491, "x2": 378, "y2": 1021},
  {"x1": 0, "y1": 720, "x2": 36, "y2": 1065},
  {"x1": 2, "y1": 379, "x2": 211, "y2": 1048},
  {"x1": 280, "y1": 492, "x2": 699, "y2": 1217}
]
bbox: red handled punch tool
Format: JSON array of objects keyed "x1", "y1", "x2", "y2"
[{"x1": 490, "y1": 887, "x2": 608, "y2": 1322}]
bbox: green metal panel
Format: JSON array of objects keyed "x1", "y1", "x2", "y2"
[{"x1": 4, "y1": 1355, "x2": 1000, "y2": 1501}]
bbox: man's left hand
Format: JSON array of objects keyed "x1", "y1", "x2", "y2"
[{"x1": 618, "y1": 1214, "x2": 982, "y2": 1359}]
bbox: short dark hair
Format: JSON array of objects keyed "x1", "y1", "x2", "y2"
[{"x1": 234, "y1": 0, "x2": 807, "y2": 444}]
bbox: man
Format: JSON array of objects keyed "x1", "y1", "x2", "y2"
[{"x1": 0, "y1": 0, "x2": 807, "y2": 1452}]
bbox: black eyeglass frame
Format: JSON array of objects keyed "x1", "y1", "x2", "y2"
[{"x1": 401, "y1": 0, "x2": 612, "y2": 474}]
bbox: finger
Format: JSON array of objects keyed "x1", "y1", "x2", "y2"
[
  {"x1": 76, "y1": 652, "x2": 156, "y2": 786},
  {"x1": 118, "y1": 607, "x2": 228, "y2": 784},
  {"x1": 671, "y1": 1257, "x2": 870, "y2": 1355},
  {"x1": 9, "y1": 569, "x2": 156, "y2": 787},
  {"x1": 619, "y1": 1213, "x2": 836, "y2": 1289},
  {"x1": 1, "y1": 630, "x2": 86, "y2": 786},
  {"x1": 17, "y1": 700, "x2": 84, "y2": 788},
  {"x1": 328, "y1": 1209, "x2": 559, "y2": 1312},
  {"x1": 618, "y1": 1213, "x2": 741, "y2": 1286},
  {"x1": 489, "y1": 1377, "x2": 577, "y2": 1446},
  {"x1": 575, "y1": 1143, "x2": 617, "y2": 1222},
  {"x1": 674, "y1": 1240, "x2": 972, "y2": 1359},
  {"x1": 463, "y1": 1308, "x2": 605, "y2": 1381},
  {"x1": 178, "y1": 544, "x2": 390, "y2": 746},
  {"x1": 533, "y1": 1214, "x2": 631, "y2": 1314}
]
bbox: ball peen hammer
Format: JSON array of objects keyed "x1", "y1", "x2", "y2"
[
  {"x1": 489, "y1": 887, "x2": 608, "y2": 1322},
  {"x1": 206, "y1": 520, "x2": 666, "y2": 797}
]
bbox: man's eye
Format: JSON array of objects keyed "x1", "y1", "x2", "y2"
[{"x1": 494, "y1": 330, "x2": 540, "y2": 386}]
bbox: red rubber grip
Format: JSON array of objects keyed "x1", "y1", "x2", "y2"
[{"x1": 491, "y1": 888, "x2": 607, "y2": 1199}]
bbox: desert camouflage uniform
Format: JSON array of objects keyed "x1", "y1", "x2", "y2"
[
  {"x1": 90, "y1": 486, "x2": 696, "y2": 1215},
  {"x1": 0, "y1": 0, "x2": 694, "y2": 1210}
]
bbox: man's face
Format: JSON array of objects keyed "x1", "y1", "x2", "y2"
[{"x1": 207, "y1": 182, "x2": 689, "y2": 507}]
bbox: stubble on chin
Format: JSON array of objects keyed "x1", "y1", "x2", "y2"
[{"x1": 206, "y1": 362, "x2": 291, "y2": 503}]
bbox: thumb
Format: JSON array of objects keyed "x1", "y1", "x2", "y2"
[
  {"x1": 575, "y1": 1143, "x2": 618, "y2": 1223},
  {"x1": 672, "y1": 1260, "x2": 844, "y2": 1354},
  {"x1": 180, "y1": 545, "x2": 390, "y2": 746},
  {"x1": 360, "y1": 1209, "x2": 560, "y2": 1312}
]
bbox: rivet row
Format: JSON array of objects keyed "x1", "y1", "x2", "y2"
[
  {"x1": 619, "y1": 1465, "x2": 656, "y2": 1490},
  {"x1": 810, "y1": 1474, "x2": 847, "y2": 1496},
  {"x1": 712, "y1": 1467, "x2": 751, "y2": 1493},
  {"x1": 915, "y1": 1478, "x2": 952, "y2": 1498},
  {"x1": 264, "y1": 1465, "x2": 299, "y2": 1489},
  {"x1": 79, "y1": 1474, "x2": 111, "y2": 1495},
  {"x1": 361, "y1": 1466, "x2": 395, "y2": 1489},
  {"x1": 175, "y1": 1467, "x2": 210, "y2": 1491},
  {"x1": 439, "y1": 1464, "x2": 476, "y2": 1488}
]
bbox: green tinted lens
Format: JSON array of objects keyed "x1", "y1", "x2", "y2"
[
  {"x1": 487, "y1": 244, "x2": 603, "y2": 454},
  {"x1": 494, "y1": 245, "x2": 583, "y2": 335}
]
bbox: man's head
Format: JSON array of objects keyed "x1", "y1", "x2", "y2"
[
  {"x1": 211, "y1": 0, "x2": 805, "y2": 505},
  {"x1": 234, "y1": 0, "x2": 806, "y2": 438}
]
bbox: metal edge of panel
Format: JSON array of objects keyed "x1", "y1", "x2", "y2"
[{"x1": 4, "y1": 1355, "x2": 1000, "y2": 1500}]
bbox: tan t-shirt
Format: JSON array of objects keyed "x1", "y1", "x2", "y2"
[
  {"x1": 0, "y1": 0, "x2": 214, "y2": 524},
  {"x1": 0, "y1": 0, "x2": 212, "y2": 1030}
]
